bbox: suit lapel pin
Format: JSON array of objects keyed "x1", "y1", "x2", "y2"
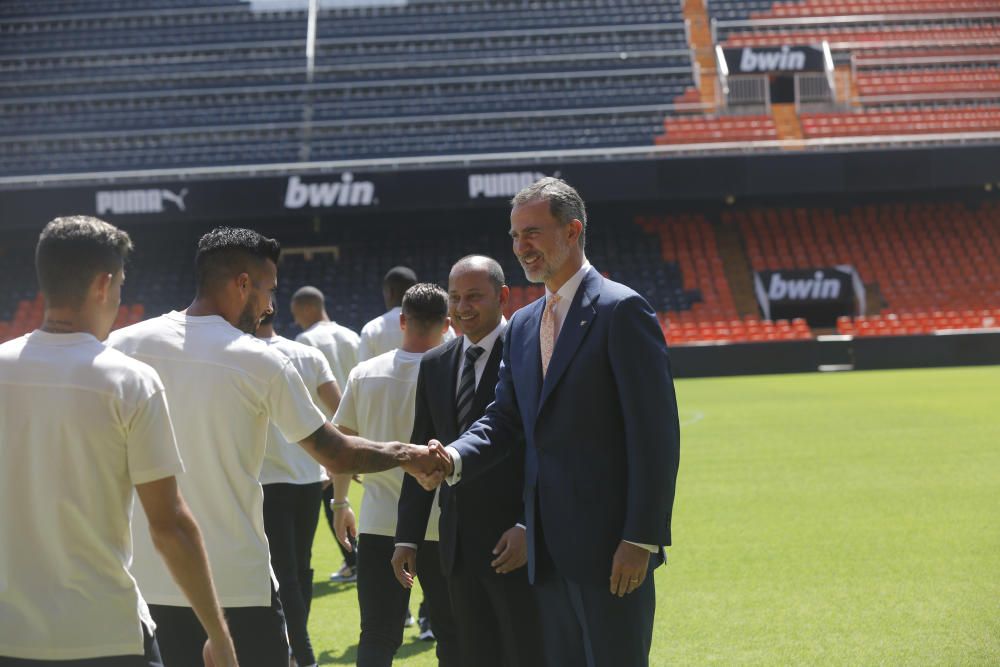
[{"x1": 580, "y1": 320, "x2": 587, "y2": 326}]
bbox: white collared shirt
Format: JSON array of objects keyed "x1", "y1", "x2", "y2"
[{"x1": 455, "y1": 318, "x2": 506, "y2": 397}]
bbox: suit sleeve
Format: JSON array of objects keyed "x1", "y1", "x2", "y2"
[
  {"x1": 450, "y1": 322, "x2": 525, "y2": 485},
  {"x1": 395, "y1": 360, "x2": 437, "y2": 546},
  {"x1": 609, "y1": 295, "x2": 680, "y2": 547}
]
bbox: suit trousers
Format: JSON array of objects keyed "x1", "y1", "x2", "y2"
[
  {"x1": 262, "y1": 481, "x2": 322, "y2": 666},
  {"x1": 446, "y1": 562, "x2": 545, "y2": 667},
  {"x1": 149, "y1": 584, "x2": 287, "y2": 667},
  {"x1": 356, "y1": 534, "x2": 459, "y2": 667},
  {"x1": 533, "y1": 520, "x2": 656, "y2": 667},
  {"x1": 0, "y1": 626, "x2": 162, "y2": 667}
]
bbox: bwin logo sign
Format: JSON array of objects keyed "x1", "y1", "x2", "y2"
[
  {"x1": 468, "y1": 171, "x2": 560, "y2": 199},
  {"x1": 768, "y1": 271, "x2": 841, "y2": 300},
  {"x1": 739, "y1": 46, "x2": 807, "y2": 73},
  {"x1": 96, "y1": 188, "x2": 188, "y2": 216},
  {"x1": 284, "y1": 174, "x2": 376, "y2": 209}
]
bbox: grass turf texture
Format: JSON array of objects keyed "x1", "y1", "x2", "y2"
[{"x1": 305, "y1": 366, "x2": 1000, "y2": 665}]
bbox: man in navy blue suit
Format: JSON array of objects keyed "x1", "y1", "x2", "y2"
[{"x1": 416, "y1": 177, "x2": 680, "y2": 667}]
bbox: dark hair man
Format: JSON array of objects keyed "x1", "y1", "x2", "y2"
[
  {"x1": 357, "y1": 265, "x2": 419, "y2": 362},
  {"x1": 394, "y1": 255, "x2": 545, "y2": 667},
  {"x1": 0, "y1": 216, "x2": 236, "y2": 666},
  {"x1": 256, "y1": 302, "x2": 342, "y2": 667},
  {"x1": 418, "y1": 178, "x2": 681, "y2": 667},
  {"x1": 330, "y1": 284, "x2": 459, "y2": 667},
  {"x1": 108, "y1": 227, "x2": 445, "y2": 665}
]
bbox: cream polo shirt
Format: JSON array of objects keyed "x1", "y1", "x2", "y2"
[
  {"x1": 333, "y1": 349, "x2": 440, "y2": 540},
  {"x1": 0, "y1": 331, "x2": 183, "y2": 660},
  {"x1": 109, "y1": 312, "x2": 326, "y2": 607},
  {"x1": 260, "y1": 334, "x2": 337, "y2": 486},
  {"x1": 358, "y1": 307, "x2": 455, "y2": 363},
  {"x1": 295, "y1": 320, "x2": 359, "y2": 390}
]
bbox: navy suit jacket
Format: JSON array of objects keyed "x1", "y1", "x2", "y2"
[
  {"x1": 451, "y1": 267, "x2": 680, "y2": 586},
  {"x1": 395, "y1": 328, "x2": 525, "y2": 576}
]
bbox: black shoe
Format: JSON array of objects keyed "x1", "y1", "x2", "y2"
[{"x1": 418, "y1": 616, "x2": 435, "y2": 641}]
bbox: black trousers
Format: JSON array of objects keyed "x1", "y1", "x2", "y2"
[
  {"x1": 0, "y1": 627, "x2": 162, "y2": 667},
  {"x1": 322, "y1": 482, "x2": 357, "y2": 569},
  {"x1": 262, "y1": 481, "x2": 322, "y2": 666},
  {"x1": 355, "y1": 534, "x2": 459, "y2": 667},
  {"x1": 149, "y1": 585, "x2": 287, "y2": 667},
  {"x1": 446, "y1": 562, "x2": 546, "y2": 667}
]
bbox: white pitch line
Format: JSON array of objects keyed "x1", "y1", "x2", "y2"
[{"x1": 679, "y1": 410, "x2": 704, "y2": 427}]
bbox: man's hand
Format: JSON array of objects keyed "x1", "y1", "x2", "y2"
[
  {"x1": 391, "y1": 545, "x2": 418, "y2": 589},
  {"x1": 401, "y1": 441, "x2": 453, "y2": 490},
  {"x1": 609, "y1": 540, "x2": 650, "y2": 598},
  {"x1": 332, "y1": 503, "x2": 357, "y2": 552},
  {"x1": 491, "y1": 525, "x2": 527, "y2": 574},
  {"x1": 203, "y1": 637, "x2": 237, "y2": 667}
]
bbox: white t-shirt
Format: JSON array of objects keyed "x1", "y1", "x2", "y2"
[
  {"x1": 358, "y1": 307, "x2": 455, "y2": 362},
  {"x1": 295, "y1": 320, "x2": 359, "y2": 390},
  {"x1": 333, "y1": 349, "x2": 439, "y2": 540},
  {"x1": 0, "y1": 331, "x2": 183, "y2": 660},
  {"x1": 260, "y1": 334, "x2": 336, "y2": 486},
  {"x1": 108, "y1": 312, "x2": 326, "y2": 607}
]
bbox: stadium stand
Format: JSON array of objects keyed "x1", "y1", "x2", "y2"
[
  {"x1": 755, "y1": 0, "x2": 1000, "y2": 19},
  {"x1": 0, "y1": 0, "x2": 693, "y2": 176},
  {"x1": 656, "y1": 114, "x2": 778, "y2": 144},
  {"x1": 716, "y1": 16, "x2": 1000, "y2": 51},
  {"x1": 800, "y1": 106, "x2": 1000, "y2": 136},
  {"x1": 2, "y1": 0, "x2": 999, "y2": 349},
  {"x1": 733, "y1": 199, "x2": 1000, "y2": 335}
]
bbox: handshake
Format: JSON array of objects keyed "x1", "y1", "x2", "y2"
[{"x1": 400, "y1": 439, "x2": 454, "y2": 490}]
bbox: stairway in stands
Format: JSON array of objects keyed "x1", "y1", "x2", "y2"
[
  {"x1": 682, "y1": 0, "x2": 718, "y2": 109},
  {"x1": 772, "y1": 103, "x2": 804, "y2": 142}
]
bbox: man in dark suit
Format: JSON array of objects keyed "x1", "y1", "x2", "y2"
[
  {"x1": 392, "y1": 255, "x2": 544, "y2": 667},
  {"x1": 417, "y1": 178, "x2": 680, "y2": 667}
]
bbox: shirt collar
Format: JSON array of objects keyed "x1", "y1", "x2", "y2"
[
  {"x1": 545, "y1": 260, "x2": 592, "y2": 305},
  {"x1": 462, "y1": 317, "x2": 506, "y2": 358}
]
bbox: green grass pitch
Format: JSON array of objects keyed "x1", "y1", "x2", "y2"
[{"x1": 303, "y1": 366, "x2": 1000, "y2": 665}]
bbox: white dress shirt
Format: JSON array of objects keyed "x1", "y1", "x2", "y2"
[
  {"x1": 454, "y1": 318, "x2": 506, "y2": 394},
  {"x1": 447, "y1": 262, "x2": 659, "y2": 553}
]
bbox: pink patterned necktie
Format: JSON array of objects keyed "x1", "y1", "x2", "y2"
[{"x1": 540, "y1": 294, "x2": 561, "y2": 377}]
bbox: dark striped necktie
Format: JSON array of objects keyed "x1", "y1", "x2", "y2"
[{"x1": 456, "y1": 345, "x2": 485, "y2": 432}]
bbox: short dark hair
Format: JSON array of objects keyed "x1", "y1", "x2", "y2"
[
  {"x1": 402, "y1": 283, "x2": 448, "y2": 332},
  {"x1": 195, "y1": 227, "x2": 280, "y2": 291},
  {"x1": 511, "y1": 177, "x2": 588, "y2": 249},
  {"x1": 383, "y1": 266, "x2": 418, "y2": 296},
  {"x1": 35, "y1": 216, "x2": 133, "y2": 308},
  {"x1": 451, "y1": 255, "x2": 505, "y2": 293},
  {"x1": 291, "y1": 285, "x2": 325, "y2": 308}
]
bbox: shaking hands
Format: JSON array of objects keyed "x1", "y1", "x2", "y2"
[{"x1": 400, "y1": 439, "x2": 453, "y2": 490}]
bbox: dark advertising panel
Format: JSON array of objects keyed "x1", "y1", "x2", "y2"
[
  {"x1": 721, "y1": 45, "x2": 827, "y2": 74},
  {"x1": 754, "y1": 267, "x2": 859, "y2": 327}
]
